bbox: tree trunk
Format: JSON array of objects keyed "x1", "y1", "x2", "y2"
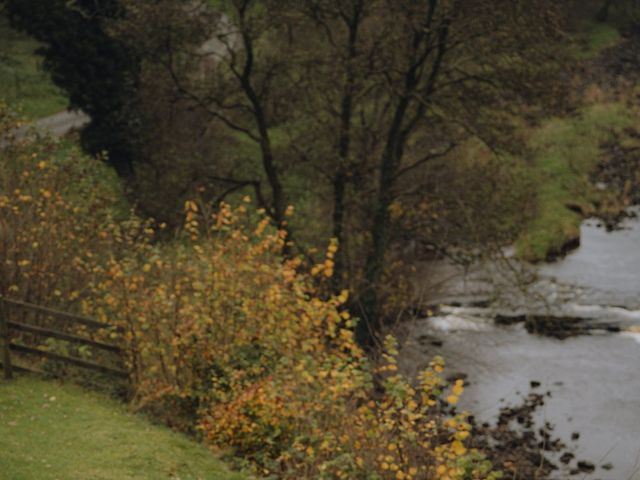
[
  {"x1": 358, "y1": 94, "x2": 412, "y2": 346},
  {"x1": 596, "y1": 0, "x2": 614, "y2": 21},
  {"x1": 330, "y1": 4, "x2": 361, "y2": 291},
  {"x1": 357, "y1": 9, "x2": 450, "y2": 345},
  {"x1": 331, "y1": 170, "x2": 347, "y2": 291},
  {"x1": 237, "y1": 26, "x2": 290, "y2": 251}
]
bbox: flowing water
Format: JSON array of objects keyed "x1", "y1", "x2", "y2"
[{"x1": 402, "y1": 211, "x2": 640, "y2": 479}]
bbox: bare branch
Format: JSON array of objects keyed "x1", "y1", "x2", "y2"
[{"x1": 393, "y1": 142, "x2": 456, "y2": 180}]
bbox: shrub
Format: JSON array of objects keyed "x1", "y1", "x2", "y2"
[
  {"x1": 0, "y1": 104, "x2": 123, "y2": 309},
  {"x1": 0, "y1": 109, "x2": 501, "y2": 479}
]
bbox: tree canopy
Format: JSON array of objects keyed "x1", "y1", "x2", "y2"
[
  {"x1": 5, "y1": 0, "x2": 141, "y2": 174},
  {"x1": 5, "y1": 0, "x2": 566, "y2": 341}
]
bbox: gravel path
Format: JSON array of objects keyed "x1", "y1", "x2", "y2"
[{"x1": 11, "y1": 110, "x2": 90, "y2": 140}]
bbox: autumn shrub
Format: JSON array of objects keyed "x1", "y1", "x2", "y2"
[
  {"x1": 79, "y1": 201, "x2": 501, "y2": 479},
  {"x1": 0, "y1": 106, "x2": 131, "y2": 380},
  {"x1": 0, "y1": 106, "x2": 124, "y2": 309},
  {"x1": 0, "y1": 108, "x2": 502, "y2": 479}
]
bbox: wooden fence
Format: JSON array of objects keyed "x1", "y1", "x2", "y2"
[{"x1": 0, "y1": 296, "x2": 127, "y2": 381}]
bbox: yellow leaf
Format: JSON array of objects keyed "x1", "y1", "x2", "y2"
[
  {"x1": 451, "y1": 440, "x2": 467, "y2": 456},
  {"x1": 452, "y1": 382, "x2": 464, "y2": 396},
  {"x1": 337, "y1": 290, "x2": 349, "y2": 304}
]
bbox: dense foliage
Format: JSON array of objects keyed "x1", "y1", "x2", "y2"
[
  {"x1": 2, "y1": 1, "x2": 566, "y2": 325},
  {"x1": 4, "y1": 0, "x2": 640, "y2": 476},
  {"x1": 0, "y1": 108, "x2": 502, "y2": 479},
  {"x1": 105, "y1": 0, "x2": 565, "y2": 338}
]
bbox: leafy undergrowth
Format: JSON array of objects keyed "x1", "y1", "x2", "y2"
[
  {"x1": 516, "y1": 103, "x2": 635, "y2": 261},
  {"x1": 0, "y1": 17, "x2": 67, "y2": 119},
  {"x1": 0, "y1": 376, "x2": 248, "y2": 480}
]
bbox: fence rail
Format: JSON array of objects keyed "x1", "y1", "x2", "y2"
[
  {"x1": 9, "y1": 343, "x2": 127, "y2": 378},
  {"x1": 7, "y1": 321, "x2": 122, "y2": 353},
  {"x1": 1, "y1": 297, "x2": 125, "y2": 332},
  {"x1": 0, "y1": 361, "x2": 40, "y2": 375},
  {"x1": 0, "y1": 296, "x2": 126, "y2": 381}
]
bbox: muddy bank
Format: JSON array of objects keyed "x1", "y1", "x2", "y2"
[{"x1": 585, "y1": 30, "x2": 640, "y2": 229}]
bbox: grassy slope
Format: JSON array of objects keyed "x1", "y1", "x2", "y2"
[
  {"x1": 574, "y1": 21, "x2": 621, "y2": 59},
  {"x1": 0, "y1": 377, "x2": 248, "y2": 480},
  {"x1": 516, "y1": 104, "x2": 634, "y2": 261},
  {"x1": 514, "y1": 7, "x2": 636, "y2": 261},
  {"x1": 0, "y1": 18, "x2": 67, "y2": 119}
]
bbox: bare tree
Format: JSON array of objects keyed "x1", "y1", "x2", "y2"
[
  {"x1": 351, "y1": 0, "x2": 562, "y2": 343},
  {"x1": 114, "y1": 0, "x2": 297, "y2": 243},
  {"x1": 112, "y1": 0, "x2": 563, "y2": 344}
]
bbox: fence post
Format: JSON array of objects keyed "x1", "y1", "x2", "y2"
[{"x1": 0, "y1": 297, "x2": 13, "y2": 380}]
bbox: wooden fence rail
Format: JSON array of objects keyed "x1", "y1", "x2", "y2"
[
  {"x1": 1, "y1": 298, "x2": 125, "y2": 333},
  {"x1": 0, "y1": 296, "x2": 127, "y2": 381}
]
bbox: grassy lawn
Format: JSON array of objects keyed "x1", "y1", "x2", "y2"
[
  {"x1": 0, "y1": 376, "x2": 248, "y2": 480},
  {"x1": 0, "y1": 18, "x2": 67, "y2": 119}
]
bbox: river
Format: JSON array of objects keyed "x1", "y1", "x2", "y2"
[{"x1": 401, "y1": 210, "x2": 640, "y2": 479}]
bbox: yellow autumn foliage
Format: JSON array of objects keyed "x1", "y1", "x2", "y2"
[{"x1": 0, "y1": 108, "x2": 502, "y2": 479}]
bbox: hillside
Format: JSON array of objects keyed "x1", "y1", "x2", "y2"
[{"x1": 0, "y1": 377, "x2": 248, "y2": 480}]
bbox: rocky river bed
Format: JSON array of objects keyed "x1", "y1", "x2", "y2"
[{"x1": 401, "y1": 210, "x2": 640, "y2": 479}]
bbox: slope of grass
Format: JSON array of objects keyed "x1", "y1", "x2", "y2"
[
  {"x1": 573, "y1": 21, "x2": 621, "y2": 59},
  {"x1": 516, "y1": 103, "x2": 634, "y2": 261},
  {"x1": 0, "y1": 18, "x2": 67, "y2": 119},
  {"x1": 567, "y1": 0, "x2": 624, "y2": 60},
  {"x1": 0, "y1": 377, "x2": 248, "y2": 480}
]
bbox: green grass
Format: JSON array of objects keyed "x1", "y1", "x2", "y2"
[
  {"x1": 575, "y1": 22, "x2": 621, "y2": 59},
  {"x1": 513, "y1": 2, "x2": 636, "y2": 261},
  {"x1": 0, "y1": 19, "x2": 68, "y2": 119},
  {"x1": 565, "y1": 0, "x2": 624, "y2": 60},
  {"x1": 0, "y1": 377, "x2": 248, "y2": 480},
  {"x1": 516, "y1": 103, "x2": 634, "y2": 261}
]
